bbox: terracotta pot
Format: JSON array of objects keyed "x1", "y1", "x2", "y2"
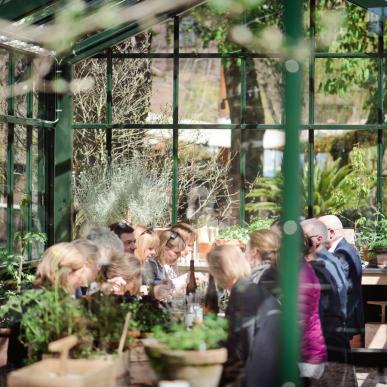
[
  {"x1": 143, "y1": 340, "x2": 227, "y2": 387},
  {"x1": 198, "y1": 242, "x2": 212, "y2": 258},
  {"x1": 375, "y1": 247, "x2": 387, "y2": 269}
]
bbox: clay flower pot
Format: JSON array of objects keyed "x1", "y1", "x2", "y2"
[{"x1": 143, "y1": 339, "x2": 227, "y2": 387}]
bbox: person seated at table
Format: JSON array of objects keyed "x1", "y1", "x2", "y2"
[
  {"x1": 245, "y1": 229, "x2": 280, "y2": 298},
  {"x1": 206, "y1": 244, "x2": 280, "y2": 387},
  {"x1": 170, "y1": 222, "x2": 197, "y2": 259},
  {"x1": 143, "y1": 230, "x2": 185, "y2": 300},
  {"x1": 109, "y1": 222, "x2": 136, "y2": 254},
  {"x1": 133, "y1": 225, "x2": 160, "y2": 263},
  {"x1": 86, "y1": 226, "x2": 124, "y2": 265},
  {"x1": 35, "y1": 240, "x2": 100, "y2": 295},
  {"x1": 101, "y1": 253, "x2": 142, "y2": 298}
]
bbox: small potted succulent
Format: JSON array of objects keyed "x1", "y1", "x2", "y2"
[
  {"x1": 355, "y1": 214, "x2": 387, "y2": 268},
  {"x1": 143, "y1": 314, "x2": 228, "y2": 387}
]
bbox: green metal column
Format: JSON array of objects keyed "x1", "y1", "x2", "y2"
[
  {"x1": 280, "y1": 0, "x2": 303, "y2": 385},
  {"x1": 25, "y1": 63, "x2": 33, "y2": 259},
  {"x1": 106, "y1": 48, "x2": 113, "y2": 167},
  {"x1": 6, "y1": 52, "x2": 15, "y2": 252},
  {"x1": 239, "y1": 13, "x2": 247, "y2": 227},
  {"x1": 307, "y1": 0, "x2": 315, "y2": 219},
  {"x1": 172, "y1": 16, "x2": 179, "y2": 224},
  {"x1": 53, "y1": 62, "x2": 73, "y2": 242},
  {"x1": 377, "y1": 17, "x2": 384, "y2": 215}
]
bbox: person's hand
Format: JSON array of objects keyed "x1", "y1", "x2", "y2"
[
  {"x1": 107, "y1": 276, "x2": 127, "y2": 295},
  {"x1": 153, "y1": 280, "x2": 174, "y2": 302}
]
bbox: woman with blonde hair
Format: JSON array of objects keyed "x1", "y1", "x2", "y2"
[
  {"x1": 102, "y1": 253, "x2": 142, "y2": 296},
  {"x1": 143, "y1": 230, "x2": 185, "y2": 288},
  {"x1": 170, "y1": 222, "x2": 197, "y2": 257},
  {"x1": 133, "y1": 225, "x2": 160, "y2": 263},
  {"x1": 207, "y1": 244, "x2": 280, "y2": 387},
  {"x1": 35, "y1": 239, "x2": 100, "y2": 295},
  {"x1": 245, "y1": 229, "x2": 280, "y2": 298}
]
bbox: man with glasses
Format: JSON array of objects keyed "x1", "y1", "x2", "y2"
[
  {"x1": 109, "y1": 222, "x2": 136, "y2": 254},
  {"x1": 319, "y1": 215, "x2": 364, "y2": 342}
]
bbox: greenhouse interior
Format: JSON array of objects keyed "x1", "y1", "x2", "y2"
[{"x1": 0, "y1": 0, "x2": 386, "y2": 386}]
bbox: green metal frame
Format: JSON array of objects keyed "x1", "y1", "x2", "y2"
[{"x1": 0, "y1": 1, "x2": 386, "y2": 382}]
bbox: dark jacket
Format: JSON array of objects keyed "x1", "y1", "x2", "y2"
[
  {"x1": 333, "y1": 238, "x2": 364, "y2": 338},
  {"x1": 310, "y1": 259, "x2": 350, "y2": 363},
  {"x1": 220, "y1": 277, "x2": 280, "y2": 387}
]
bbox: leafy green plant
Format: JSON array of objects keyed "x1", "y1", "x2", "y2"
[
  {"x1": 152, "y1": 314, "x2": 228, "y2": 351},
  {"x1": 355, "y1": 213, "x2": 387, "y2": 251},
  {"x1": 0, "y1": 288, "x2": 92, "y2": 363},
  {"x1": 246, "y1": 147, "x2": 376, "y2": 218},
  {"x1": 127, "y1": 296, "x2": 170, "y2": 334},
  {"x1": 218, "y1": 218, "x2": 273, "y2": 243}
]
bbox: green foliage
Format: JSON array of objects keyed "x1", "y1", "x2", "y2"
[
  {"x1": 152, "y1": 314, "x2": 228, "y2": 351},
  {"x1": 355, "y1": 213, "x2": 387, "y2": 250},
  {"x1": 0, "y1": 288, "x2": 91, "y2": 363},
  {"x1": 127, "y1": 296, "x2": 170, "y2": 334},
  {"x1": 246, "y1": 147, "x2": 376, "y2": 218},
  {"x1": 218, "y1": 218, "x2": 273, "y2": 243}
]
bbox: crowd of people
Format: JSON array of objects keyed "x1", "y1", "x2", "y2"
[{"x1": 6, "y1": 215, "x2": 364, "y2": 386}]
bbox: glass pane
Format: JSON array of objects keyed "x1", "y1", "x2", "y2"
[
  {"x1": 315, "y1": 58, "x2": 377, "y2": 124},
  {"x1": 316, "y1": 2, "x2": 378, "y2": 53},
  {"x1": 73, "y1": 128, "x2": 173, "y2": 231},
  {"x1": 179, "y1": 3, "x2": 234, "y2": 54},
  {"x1": 73, "y1": 58, "x2": 107, "y2": 123},
  {"x1": 246, "y1": 128, "x2": 283, "y2": 221},
  {"x1": 178, "y1": 128, "x2": 235, "y2": 226},
  {"x1": 0, "y1": 49, "x2": 8, "y2": 116},
  {"x1": 13, "y1": 126, "x2": 26, "y2": 250},
  {"x1": 179, "y1": 58, "x2": 239, "y2": 124},
  {"x1": 245, "y1": 59, "x2": 282, "y2": 125},
  {"x1": 14, "y1": 56, "x2": 28, "y2": 118},
  {"x1": 112, "y1": 22, "x2": 172, "y2": 54},
  {"x1": 312, "y1": 131, "x2": 377, "y2": 223},
  {"x1": 112, "y1": 58, "x2": 173, "y2": 124},
  {"x1": 0, "y1": 124, "x2": 7, "y2": 248}
]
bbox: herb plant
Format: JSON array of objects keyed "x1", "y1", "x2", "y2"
[
  {"x1": 152, "y1": 314, "x2": 228, "y2": 351},
  {"x1": 218, "y1": 218, "x2": 273, "y2": 243}
]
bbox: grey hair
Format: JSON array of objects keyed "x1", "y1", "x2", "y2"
[
  {"x1": 86, "y1": 227, "x2": 124, "y2": 265},
  {"x1": 301, "y1": 219, "x2": 328, "y2": 242}
]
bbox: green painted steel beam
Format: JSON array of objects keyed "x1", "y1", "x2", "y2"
[
  {"x1": 106, "y1": 48, "x2": 113, "y2": 167},
  {"x1": 0, "y1": 114, "x2": 55, "y2": 128},
  {"x1": 0, "y1": 0, "x2": 56, "y2": 21},
  {"x1": 377, "y1": 18, "x2": 384, "y2": 214},
  {"x1": 347, "y1": 0, "x2": 387, "y2": 9},
  {"x1": 172, "y1": 16, "x2": 179, "y2": 225},
  {"x1": 72, "y1": 122, "x2": 387, "y2": 130},
  {"x1": 53, "y1": 63, "x2": 73, "y2": 243},
  {"x1": 26, "y1": 64, "x2": 33, "y2": 260},
  {"x1": 280, "y1": 0, "x2": 303, "y2": 384},
  {"x1": 6, "y1": 53, "x2": 15, "y2": 252},
  {"x1": 92, "y1": 51, "x2": 387, "y2": 59},
  {"x1": 239, "y1": 12, "x2": 247, "y2": 227},
  {"x1": 67, "y1": 1, "x2": 204, "y2": 64},
  {"x1": 308, "y1": 0, "x2": 316, "y2": 219}
]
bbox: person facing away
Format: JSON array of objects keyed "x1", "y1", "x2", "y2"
[
  {"x1": 299, "y1": 234, "x2": 327, "y2": 382},
  {"x1": 245, "y1": 229, "x2": 280, "y2": 298},
  {"x1": 318, "y1": 215, "x2": 364, "y2": 339},
  {"x1": 301, "y1": 219, "x2": 348, "y2": 320},
  {"x1": 109, "y1": 222, "x2": 136, "y2": 254},
  {"x1": 207, "y1": 244, "x2": 280, "y2": 387}
]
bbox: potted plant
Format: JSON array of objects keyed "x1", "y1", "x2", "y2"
[
  {"x1": 144, "y1": 314, "x2": 228, "y2": 387},
  {"x1": 355, "y1": 214, "x2": 387, "y2": 268}
]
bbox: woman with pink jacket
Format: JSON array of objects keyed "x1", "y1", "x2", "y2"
[{"x1": 299, "y1": 235, "x2": 327, "y2": 384}]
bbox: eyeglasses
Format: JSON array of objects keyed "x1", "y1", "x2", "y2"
[{"x1": 169, "y1": 231, "x2": 181, "y2": 241}]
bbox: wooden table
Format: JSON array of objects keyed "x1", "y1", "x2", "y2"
[{"x1": 362, "y1": 269, "x2": 387, "y2": 286}]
